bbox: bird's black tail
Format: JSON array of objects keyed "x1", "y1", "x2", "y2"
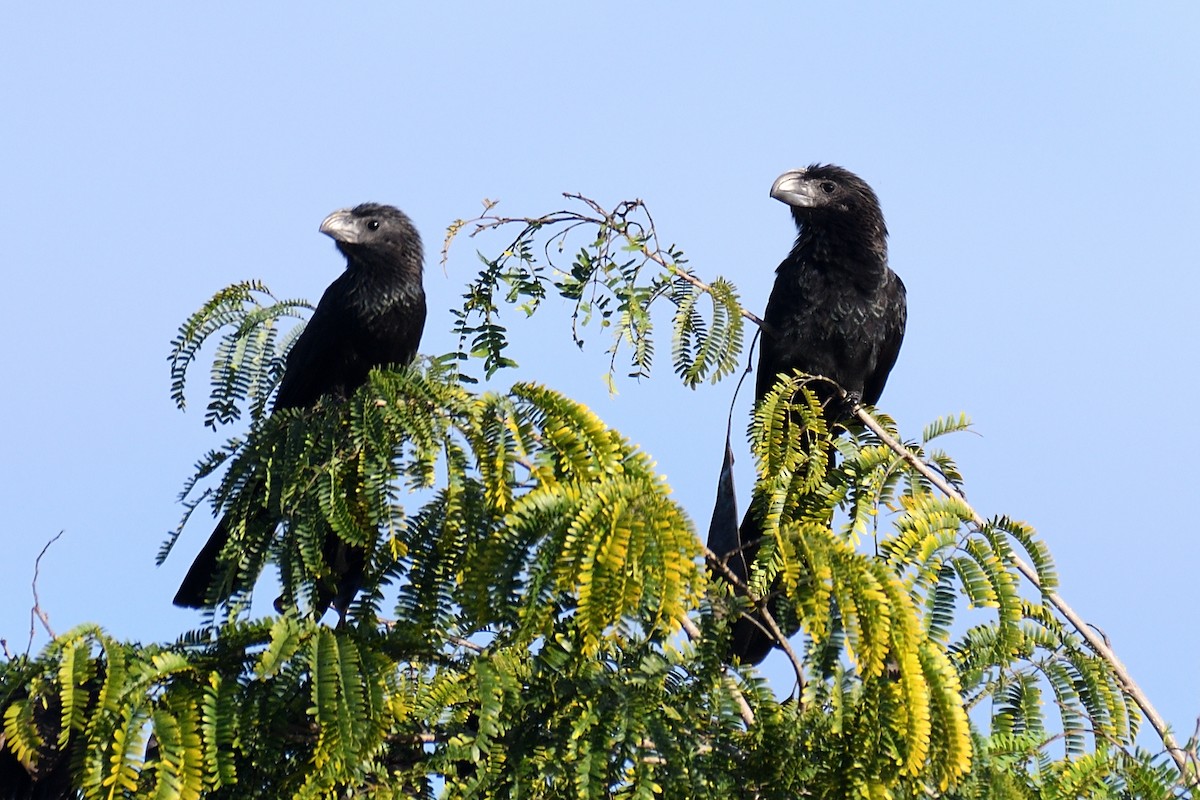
[
  {"x1": 173, "y1": 517, "x2": 233, "y2": 608},
  {"x1": 724, "y1": 509, "x2": 776, "y2": 665},
  {"x1": 706, "y1": 428, "x2": 783, "y2": 666},
  {"x1": 705, "y1": 435, "x2": 743, "y2": 585},
  {"x1": 312, "y1": 536, "x2": 365, "y2": 620},
  {"x1": 175, "y1": 509, "x2": 364, "y2": 618}
]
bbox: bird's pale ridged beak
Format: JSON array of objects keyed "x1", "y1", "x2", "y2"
[
  {"x1": 770, "y1": 169, "x2": 818, "y2": 208},
  {"x1": 320, "y1": 209, "x2": 360, "y2": 244}
]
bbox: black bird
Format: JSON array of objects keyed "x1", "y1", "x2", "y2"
[
  {"x1": 174, "y1": 203, "x2": 427, "y2": 615},
  {"x1": 712, "y1": 165, "x2": 907, "y2": 665}
]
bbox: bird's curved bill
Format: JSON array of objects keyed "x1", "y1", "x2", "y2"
[
  {"x1": 320, "y1": 209, "x2": 360, "y2": 244},
  {"x1": 770, "y1": 169, "x2": 817, "y2": 208}
]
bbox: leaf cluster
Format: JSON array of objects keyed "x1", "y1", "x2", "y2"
[{"x1": 167, "y1": 280, "x2": 312, "y2": 429}]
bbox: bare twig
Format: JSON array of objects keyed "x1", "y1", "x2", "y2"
[
  {"x1": 679, "y1": 615, "x2": 755, "y2": 727},
  {"x1": 702, "y1": 545, "x2": 806, "y2": 695},
  {"x1": 27, "y1": 531, "x2": 63, "y2": 653},
  {"x1": 852, "y1": 403, "x2": 1193, "y2": 781},
  {"x1": 756, "y1": 605, "x2": 806, "y2": 694},
  {"x1": 448, "y1": 635, "x2": 485, "y2": 654},
  {"x1": 1187, "y1": 717, "x2": 1200, "y2": 781},
  {"x1": 441, "y1": 198, "x2": 499, "y2": 271}
]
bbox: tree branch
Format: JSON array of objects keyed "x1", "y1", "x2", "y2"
[
  {"x1": 447, "y1": 635, "x2": 485, "y2": 654},
  {"x1": 27, "y1": 531, "x2": 62, "y2": 653}
]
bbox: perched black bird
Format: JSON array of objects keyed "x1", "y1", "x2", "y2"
[
  {"x1": 712, "y1": 164, "x2": 907, "y2": 665},
  {"x1": 174, "y1": 203, "x2": 427, "y2": 615}
]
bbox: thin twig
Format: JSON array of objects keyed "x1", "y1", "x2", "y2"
[
  {"x1": 563, "y1": 192, "x2": 770, "y2": 333},
  {"x1": 444, "y1": 194, "x2": 769, "y2": 332},
  {"x1": 756, "y1": 605, "x2": 806, "y2": 693},
  {"x1": 680, "y1": 615, "x2": 755, "y2": 727},
  {"x1": 27, "y1": 531, "x2": 63, "y2": 653},
  {"x1": 702, "y1": 545, "x2": 806, "y2": 694},
  {"x1": 852, "y1": 403, "x2": 1193, "y2": 781},
  {"x1": 448, "y1": 635, "x2": 485, "y2": 654}
]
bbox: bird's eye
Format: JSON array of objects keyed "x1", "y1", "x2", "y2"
[
  {"x1": 367, "y1": 219, "x2": 381, "y2": 231},
  {"x1": 820, "y1": 182, "x2": 837, "y2": 194}
]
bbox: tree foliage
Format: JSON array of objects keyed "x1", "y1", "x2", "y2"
[{"x1": 1, "y1": 194, "x2": 1195, "y2": 798}]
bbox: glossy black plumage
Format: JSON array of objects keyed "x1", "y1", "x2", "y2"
[
  {"x1": 716, "y1": 165, "x2": 907, "y2": 665},
  {"x1": 174, "y1": 203, "x2": 426, "y2": 614}
]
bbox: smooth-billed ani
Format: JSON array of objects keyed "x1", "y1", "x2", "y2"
[
  {"x1": 173, "y1": 203, "x2": 427, "y2": 615},
  {"x1": 711, "y1": 165, "x2": 906, "y2": 665}
]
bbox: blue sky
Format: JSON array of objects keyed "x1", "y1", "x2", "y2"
[{"x1": 3, "y1": 4, "x2": 1197, "y2": 745}]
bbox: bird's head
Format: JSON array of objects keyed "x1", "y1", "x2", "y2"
[
  {"x1": 770, "y1": 164, "x2": 886, "y2": 242},
  {"x1": 319, "y1": 203, "x2": 423, "y2": 274}
]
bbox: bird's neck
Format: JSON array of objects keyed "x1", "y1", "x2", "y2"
[
  {"x1": 343, "y1": 252, "x2": 425, "y2": 312},
  {"x1": 789, "y1": 223, "x2": 888, "y2": 285}
]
